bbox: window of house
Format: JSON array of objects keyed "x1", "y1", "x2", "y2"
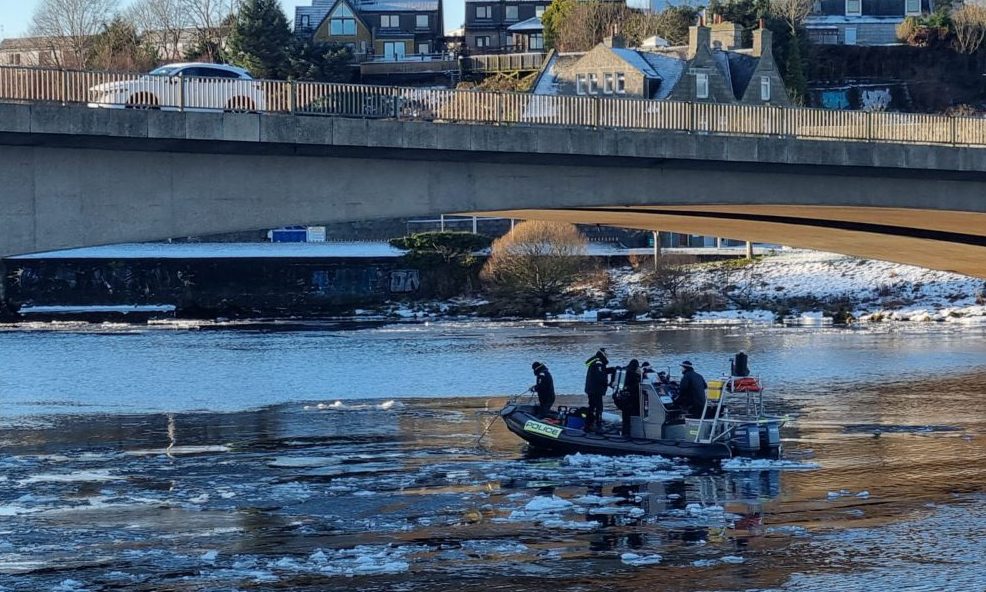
[
  {"x1": 588, "y1": 73, "x2": 599, "y2": 94},
  {"x1": 418, "y1": 42, "x2": 430, "y2": 54},
  {"x1": 576, "y1": 74, "x2": 586, "y2": 95},
  {"x1": 330, "y1": 4, "x2": 357, "y2": 35},
  {"x1": 695, "y1": 72, "x2": 709, "y2": 99},
  {"x1": 476, "y1": 5, "x2": 492, "y2": 18},
  {"x1": 616, "y1": 72, "x2": 625, "y2": 94},
  {"x1": 760, "y1": 75, "x2": 771, "y2": 101},
  {"x1": 536, "y1": 5, "x2": 546, "y2": 16},
  {"x1": 381, "y1": 14, "x2": 399, "y2": 28},
  {"x1": 416, "y1": 14, "x2": 429, "y2": 28},
  {"x1": 300, "y1": 15, "x2": 311, "y2": 28},
  {"x1": 845, "y1": 0, "x2": 861, "y2": 16},
  {"x1": 905, "y1": 0, "x2": 920, "y2": 14},
  {"x1": 505, "y1": 6, "x2": 518, "y2": 20},
  {"x1": 11, "y1": 53, "x2": 21, "y2": 65},
  {"x1": 529, "y1": 33, "x2": 544, "y2": 50},
  {"x1": 476, "y1": 36, "x2": 490, "y2": 47},
  {"x1": 603, "y1": 73, "x2": 614, "y2": 94},
  {"x1": 845, "y1": 26, "x2": 858, "y2": 44}
]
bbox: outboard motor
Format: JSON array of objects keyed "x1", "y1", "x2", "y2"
[
  {"x1": 731, "y1": 424, "x2": 761, "y2": 454},
  {"x1": 759, "y1": 422, "x2": 781, "y2": 454},
  {"x1": 732, "y1": 352, "x2": 750, "y2": 377}
]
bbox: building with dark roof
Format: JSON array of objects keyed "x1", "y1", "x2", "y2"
[
  {"x1": 531, "y1": 22, "x2": 791, "y2": 107},
  {"x1": 804, "y1": 0, "x2": 930, "y2": 45},
  {"x1": 463, "y1": 0, "x2": 548, "y2": 53},
  {"x1": 295, "y1": 0, "x2": 444, "y2": 60}
]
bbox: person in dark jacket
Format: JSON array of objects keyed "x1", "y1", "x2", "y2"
[
  {"x1": 584, "y1": 348, "x2": 614, "y2": 431},
  {"x1": 530, "y1": 361, "x2": 555, "y2": 418},
  {"x1": 676, "y1": 360, "x2": 707, "y2": 418},
  {"x1": 617, "y1": 359, "x2": 642, "y2": 437}
]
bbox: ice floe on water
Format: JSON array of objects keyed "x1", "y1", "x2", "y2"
[
  {"x1": 16, "y1": 469, "x2": 124, "y2": 486},
  {"x1": 722, "y1": 458, "x2": 821, "y2": 471},
  {"x1": 692, "y1": 555, "x2": 745, "y2": 567},
  {"x1": 125, "y1": 445, "x2": 230, "y2": 456},
  {"x1": 621, "y1": 552, "x2": 663, "y2": 566},
  {"x1": 307, "y1": 400, "x2": 403, "y2": 411}
]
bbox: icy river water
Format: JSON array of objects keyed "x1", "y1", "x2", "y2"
[{"x1": 1, "y1": 319, "x2": 985, "y2": 591}]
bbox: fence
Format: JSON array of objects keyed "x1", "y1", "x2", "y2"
[{"x1": 2, "y1": 64, "x2": 986, "y2": 147}]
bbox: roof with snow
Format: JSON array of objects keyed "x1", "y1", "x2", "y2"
[{"x1": 507, "y1": 16, "x2": 543, "y2": 33}]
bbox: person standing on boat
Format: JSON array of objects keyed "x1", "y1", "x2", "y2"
[
  {"x1": 584, "y1": 348, "x2": 614, "y2": 431},
  {"x1": 677, "y1": 360, "x2": 707, "y2": 418},
  {"x1": 618, "y1": 359, "x2": 642, "y2": 437},
  {"x1": 530, "y1": 361, "x2": 555, "y2": 418}
]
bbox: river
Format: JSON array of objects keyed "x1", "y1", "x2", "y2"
[{"x1": 0, "y1": 319, "x2": 984, "y2": 591}]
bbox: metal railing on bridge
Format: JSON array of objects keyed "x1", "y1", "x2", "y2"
[{"x1": 2, "y1": 64, "x2": 986, "y2": 147}]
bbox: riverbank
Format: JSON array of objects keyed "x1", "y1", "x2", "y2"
[{"x1": 5, "y1": 246, "x2": 984, "y2": 325}]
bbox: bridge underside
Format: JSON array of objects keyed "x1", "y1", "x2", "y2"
[
  {"x1": 4, "y1": 106, "x2": 986, "y2": 278},
  {"x1": 475, "y1": 205, "x2": 986, "y2": 278}
]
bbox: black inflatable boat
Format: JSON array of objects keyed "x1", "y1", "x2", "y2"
[{"x1": 500, "y1": 404, "x2": 733, "y2": 461}]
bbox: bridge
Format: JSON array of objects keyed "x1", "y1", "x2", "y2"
[{"x1": 2, "y1": 65, "x2": 986, "y2": 278}]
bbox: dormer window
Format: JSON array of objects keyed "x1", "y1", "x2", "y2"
[
  {"x1": 905, "y1": 0, "x2": 920, "y2": 14},
  {"x1": 381, "y1": 14, "x2": 399, "y2": 28},
  {"x1": 536, "y1": 5, "x2": 546, "y2": 16},
  {"x1": 696, "y1": 72, "x2": 709, "y2": 99},
  {"x1": 416, "y1": 14, "x2": 429, "y2": 28},
  {"x1": 330, "y1": 4, "x2": 357, "y2": 35},
  {"x1": 506, "y1": 6, "x2": 518, "y2": 20},
  {"x1": 760, "y1": 76, "x2": 771, "y2": 101},
  {"x1": 845, "y1": 0, "x2": 861, "y2": 16},
  {"x1": 476, "y1": 5, "x2": 492, "y2": 19},
  {"x1": 300, "y1": 15, "x2": 311, "y2": 28}
]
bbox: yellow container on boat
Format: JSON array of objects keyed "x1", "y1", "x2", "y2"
[{"x1": 706, "y1": 380, "x2": 724, "y2": 402}]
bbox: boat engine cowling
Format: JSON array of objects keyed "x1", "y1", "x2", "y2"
[{"x1": 731, "y1": 424, "x2": 761, "y2": 454}]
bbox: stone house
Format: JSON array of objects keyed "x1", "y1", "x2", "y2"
[
  {"x1": 804, "y1": 0, "x2": 931, "y2": 45},
  {"x1": 295, "y1": 0, "x2": 444, "y2": 60},
  {"x1": 531, "y1": 22, "x2": 792, "y2": 107}
]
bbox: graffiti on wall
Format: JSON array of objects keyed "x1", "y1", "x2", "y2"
[{"x1": 390, "y1": 270, "x2": 420, "y2": 293}]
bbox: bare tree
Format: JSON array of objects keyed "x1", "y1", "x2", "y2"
[
  {"x1": 481, "y1": 221, "x2": 589, "y2": 311},
  {"x1": 181, "y1": 0, "x2": 241, "y2": 61},
  {"x1": 128, "y1": 0, "x2": 189, "y2": 61},
  {"x1": 952, "y1": 3, "x2": 986, "y2": 54},
  {"x1": 770, "y1": 0, "x2": 813, "y2": 33},
  {"x1": 30, "y1": 0, "x2": 120, "y2": 68}
]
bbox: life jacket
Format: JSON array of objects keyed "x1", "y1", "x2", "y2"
[{"x1": 729, "y1": 377, "x2": 762, "y2": 393}]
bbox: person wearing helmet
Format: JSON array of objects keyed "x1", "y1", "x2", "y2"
[
  {"x1": 584, "y1": 348, "x2": 614, "y2": 431},
  {"x1": 531, "y1": 361, "x2": 555, "y2": 418}
]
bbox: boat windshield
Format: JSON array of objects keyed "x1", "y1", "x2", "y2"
[{"x1": 148, "y1": 66, "x2": 181, "y2": 77}]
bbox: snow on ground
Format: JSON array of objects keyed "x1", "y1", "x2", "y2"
[{"x1": 607, "y1": 250, "x2": 986, "y2": 323}]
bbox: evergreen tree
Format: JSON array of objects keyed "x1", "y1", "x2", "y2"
[
  {"x1": 784, "y1": 33, "x2": 808, "y2": 105},
  {"x1": 226, "y1": 0, "x2": 293, "y2": 79},
  {"x1": 541, "y1": 0, "x2": 576, "y2": 50},
  {"x1": 288, "y1": 40, "x2": 356, "y2": 82}
]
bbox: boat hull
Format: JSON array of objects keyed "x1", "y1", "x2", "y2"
[{"x1": 500, "y1": 404, "x2": 732, "y2": 461}]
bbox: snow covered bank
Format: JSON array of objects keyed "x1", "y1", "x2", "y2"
[{"x1": 604, "y1": 250, "x2": 986, "y2": 324}]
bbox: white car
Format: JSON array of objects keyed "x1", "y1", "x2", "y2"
[{"x1": 88, "y1": 62, "x2": 267, "y2": 112}]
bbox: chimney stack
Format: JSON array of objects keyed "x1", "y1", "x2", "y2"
[
  {"x1": 753, "y1": 25, "x2": 772, "y2": 57},
  {"x1": 688, "y1": 25, "x2": 711, "y2": 58},
  {"x1": 710, "y1": 20, "x2": 742, "y2": 51}
]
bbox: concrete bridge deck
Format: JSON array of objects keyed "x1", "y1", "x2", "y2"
[{"x1": 1, "y1": 102, "x2": 986, "y2": 277}]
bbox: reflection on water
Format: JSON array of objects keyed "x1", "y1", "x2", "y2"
[
  {"x1": 0, "y1": 323, "x2": 985, "y2": 590},
  {"x1": 0, "y1": 370, "x2": 983, "y2": 591}
]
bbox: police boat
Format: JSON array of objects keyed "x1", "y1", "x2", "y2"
[{"x1": 500, "y1": 359, "x2": 786, "y2": 461}]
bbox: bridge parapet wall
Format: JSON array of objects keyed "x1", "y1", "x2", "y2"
[{"x1": 1, "y1": 102, "x2": 983, "y2": 175}]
